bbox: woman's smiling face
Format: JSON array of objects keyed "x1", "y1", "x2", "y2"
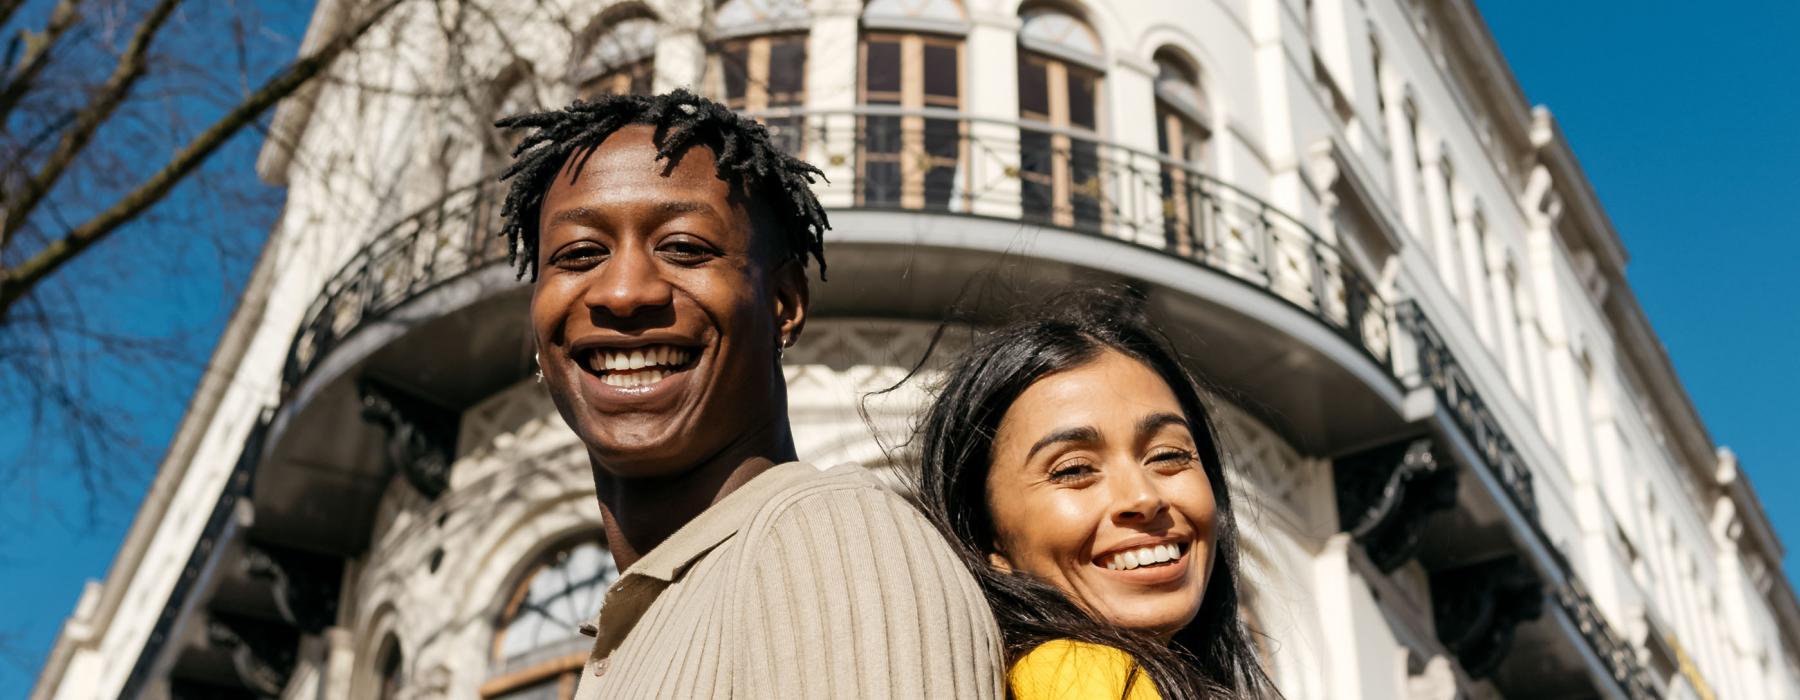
[{"x1": 985, "y1": 349, "x2": 1218, "y2": 638}]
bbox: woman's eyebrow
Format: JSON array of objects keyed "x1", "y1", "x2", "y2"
[
  {"x1": 1136, "y1": 412, "x2": 1188, "y2": 436},
  {"x1": 1026, "y1": 425, "x2": 1100, "y2": 461}
]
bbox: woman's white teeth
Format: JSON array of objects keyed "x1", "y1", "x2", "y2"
[
  {"x1": 1105, "y1": 543, "x2": 1182, "y2": 571},
  {"x1": 600, "y1": 368, "x2": 671, "y2": 388},
  {"x1": 586, "y1": 346, "x2": 693, "y2": 374}
]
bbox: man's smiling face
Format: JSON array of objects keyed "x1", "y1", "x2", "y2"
[{"x1": 530, "y1": 124, "x2": 806, "y2": 477}]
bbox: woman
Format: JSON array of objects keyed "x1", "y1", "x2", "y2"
[{"x1": 913, "y1": 291, "x2": 1277, "y2": 700}]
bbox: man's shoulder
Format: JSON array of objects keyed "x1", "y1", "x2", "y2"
[
  {"x1": 753, "y1": 462, "x2": 909, "y2": 515},
  {"x1": 738, "y1": 462, "x2": 953, "y2": 555}
]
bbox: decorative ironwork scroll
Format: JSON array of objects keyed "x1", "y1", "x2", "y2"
[
  {"x1": 1334, "y1": 437, "x2": 1457, "y2": 573},
  {"x1": 357, "y1": 378, "x2": 459, "y2": 499}
]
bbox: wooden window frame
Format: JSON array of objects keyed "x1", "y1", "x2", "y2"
[
  {"x1": 857, "y1": 31, "x2": 967, "y2": 210},
  {"x1": 1018, "y1": 49, "x2": 1104, "y2": 230}
]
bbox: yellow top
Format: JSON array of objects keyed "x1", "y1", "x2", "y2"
[{"x1": 1007, "y1": 639, "x2": 1164, "y2": 700}]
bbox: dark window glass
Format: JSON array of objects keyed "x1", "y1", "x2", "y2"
[
  {"x1": 866, "y1": 40, "x2": 902, "y2": 96},
  {"x1": 1020, "y1": 129, "x2": 1054, "y2": 224},
  {"x1": 922, "y1": 43, "x2": 958, "y2": 99},
  {"x1": 722, "y1": 44, "x2": 749, "y2": 102},
  {"x1": 1018, "y1": 56, "x2": 1050, "y2": 118},
  {"x1": 1070, "y1": 138, "x2": 1101, "y2": 229},
  {"x1": 768, "y1": 37, "x2": 806, "y2": 103},
  {"x1": 1066, "y1": 68, "x2": 1098, "y2": 129},
  {"x1": 864, "y1": 161, "x2": 902, "y2": 206}
]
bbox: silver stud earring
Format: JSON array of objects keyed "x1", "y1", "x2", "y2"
[{"x1": 533, "y1": 351, "x2": 543, "y2": 383}]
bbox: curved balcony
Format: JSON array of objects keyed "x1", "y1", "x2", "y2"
[
  {"x1": 1397, "y1": 301, "x2": 1658, "y2": 699},
  {"x1": 260, "y1": 108, "x2": 1410, "y2": 556},
  {"x1": 776, "y1": 106, "x2": 1394, "y2": 369},
  {"x1": 280, "y1": 182, "x2": 514, "y2": 401}
]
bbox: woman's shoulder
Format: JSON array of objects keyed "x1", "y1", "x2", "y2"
[{"x1": 1008, "y1": 639, "x2": 1162, "y2": 700}]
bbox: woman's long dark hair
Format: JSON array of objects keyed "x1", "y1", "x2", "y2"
[{"x1": 911, "y1": 289, "x2": 1279, "y2": 699}]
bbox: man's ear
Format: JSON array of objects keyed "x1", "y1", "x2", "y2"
[
  {"x1": 772, "y1": 258, "x2": 809, "y2": 348},
  {"x1": 987, "y1": 551, "x2": 1014, "y2": 574}
]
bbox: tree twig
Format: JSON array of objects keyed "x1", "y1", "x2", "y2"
[
  {"x1": 0, "y1": 0, "x2": 413, "y2": 319},
  {"x1": 0, "y1": 0, "x2": 176, "y2": 255},
  {"x1": 0, "y1": 0, "x2": 84, "y2": 127}
]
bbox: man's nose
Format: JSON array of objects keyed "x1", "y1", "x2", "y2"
[{"x1": 585, "y1": 245, "x2": 673, "y2": 318}]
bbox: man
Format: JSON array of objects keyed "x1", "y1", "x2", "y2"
[{"x1": 496, "y1": 91, "x2": 1003, "y2": 698}]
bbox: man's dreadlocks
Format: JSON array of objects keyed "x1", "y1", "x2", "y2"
[{"x1": 495, "y1": 89, "x2": 830, "y2": 280}]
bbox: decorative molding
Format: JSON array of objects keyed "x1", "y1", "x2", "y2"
[
  {"x1": 242, "y1": 542, "x2": 344, "y2": 634},
  {"x1": 205, "y1": 612, "x2": 299, "y2": 696},
  {"x1": 1334, "y1": 437, "x2": 1457, "y2": 573},
  {"x1": 118, "y1": 410, "x2": 273, "y2": 700},
  {"x1": 1396, "y1": 302, "x2": 1537, "y2": 520},
  {"x1": 358, "y1": 379, "x2": 459, "y2": 500},
  {"x1": 1430, "y1": 556, "x2": 1543, "y2": 679},
  {"x1": 1556, "y1": 578, "x2": 1660, "y2": 700}
]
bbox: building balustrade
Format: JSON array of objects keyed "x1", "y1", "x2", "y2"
[
  {"x1": 118, "y1": 410, "x2": 273, "y2": 700},
  {"x1": 279, "y1": 108, "x2": 1396, "y2": 402},
  {"x1": 1396, "y1": 300, "x2": 1659, "y2": 698},
  {"x1": 281, "y1": 182, "x2": 511, "y2": 398}
]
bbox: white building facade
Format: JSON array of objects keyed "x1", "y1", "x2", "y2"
[{"x1": 30, "y1": 0, "x2": 1800, "y2": 698}]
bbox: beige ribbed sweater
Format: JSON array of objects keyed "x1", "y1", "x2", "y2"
[{"x1": 572, "y1": 462, "x2": 1005, "y2": 699}]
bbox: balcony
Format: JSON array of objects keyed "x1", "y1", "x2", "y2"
[
  {"x1": 266, "y1": 108, "x2": 1409, "y2": 469},
  {"x1": 1396, "y1": 302, "x2": 1659, "y2": 699}
]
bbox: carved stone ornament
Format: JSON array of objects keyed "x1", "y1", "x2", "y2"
[
  {"x1": 1431, "y1": 556, "x2": 1544, "y2": 679},
  {"x1": 242, "y1": 541, "x2": 344, "y2": 634},
  {"x1": 205, "y1": 612, "x2": 299, "y2": 697},
  {"x1": 1334, "y1": 437, "x2": 1459, "y2": 573},
  {"x1": 357, "y1": 378, "x2": 459, "y2": 499}
]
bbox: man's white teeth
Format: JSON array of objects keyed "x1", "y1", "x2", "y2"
[
  {"x1": 586, "y1": 345, "x2": 694, "y2": 374},
  {"x1": 1104, "y1": 543, "x2": 1182, "y2": 571},
  {"x1": 599, "y1": 368, "x2": 671, "y2": 388}
]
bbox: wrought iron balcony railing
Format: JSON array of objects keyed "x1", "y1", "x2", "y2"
[
  {"x1": 765, "y1": 106, "x2": 1394, "y2": 372},
  {"x1": 281, "y1": 108, "x2": 1396, "y2": 400},
  {"x1": 1396, "y1": 301, "x2": 1658, "y2": 699},
  {"x1": 281, "y1": 183, "x2": 511, "y2": 397}
]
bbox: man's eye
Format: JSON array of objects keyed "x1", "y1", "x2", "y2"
[
  {"x1": 552, "y1": 244, "x2": 606, "y2": 268},
  {"x1": 659, "y1": 239, "x2": 715, "y2": 262}
]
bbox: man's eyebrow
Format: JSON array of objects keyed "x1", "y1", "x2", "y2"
[
  {"x1": 546, "y1": 205, "x2": 605, "y2": 229},
  {"x1": 654, "y1": 199, "x2": 716, "y2": 217},
  {"x1": 543, "y1": 201, "x2": 720, "y2": 230},
  {"x1": 1026, "y1": 425, "x2": 1101, "y2": 461},
  {"x1": 1137, "y1": 412, "x2": 1189, "y2": 437}
]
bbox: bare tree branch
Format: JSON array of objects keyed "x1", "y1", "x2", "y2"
[
  {"x1": 0, "y1": 0, "x2": 28, "y2": 34},
  {"x1": 0, "y1": 0, "x2": 412, "y2": 319},
  {"x1": 0, "y1": 0, "x2": 84, "y2": 126},
  {"x1": 0, "y1": 0, "x2": 177, "y2": 255}
]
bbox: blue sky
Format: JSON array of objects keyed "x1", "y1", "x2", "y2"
[{"x1": 1, "y1": 1, "x2": 1796, "y2": 696}]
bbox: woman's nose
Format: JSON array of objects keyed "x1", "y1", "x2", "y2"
[
  {"x1": 585, "y1": 245, "x2": 673, "y2": 318},
  {"x1": 1109, "y1": 466, "x2": 1169, "y2": 524}
]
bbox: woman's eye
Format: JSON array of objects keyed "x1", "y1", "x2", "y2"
[
  {"x1": 1150, "y1": 449, "x2": 1196, "y2": 469},
  {"x1": 1048, "y1": 463, "x2": 1097, "y2": 483}
]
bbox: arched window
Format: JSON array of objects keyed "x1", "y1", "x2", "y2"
[
  {"x1": 376, "y1": 635, "x2": 404, "y2": 700},
  {"x1": 1152, "y1": 49, "x2": 1208, "y2": 254},
  {"x1": 707, "y1": 0, "x2": 810, "y2": 154},
  {"x1": 1016, "y1": 5, "x2": 1104, "y2": 230},
  {"x1": 858, "y1": 0, "x2": 967, "y2": 210},
  {"x1": 577, "y1": 11, "x2": 659, "y2": 97},
  {"x1": 481, "y1": 538, "x2": 619, "y2": 700}
]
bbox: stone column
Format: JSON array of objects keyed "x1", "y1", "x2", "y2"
[{"x1": 963, "y1": 11, "x2": 1021, "y2": 220}]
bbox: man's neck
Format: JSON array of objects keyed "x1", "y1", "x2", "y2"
[{"x1": 592, "y1": 428, "x2": 797, "y2": 572}]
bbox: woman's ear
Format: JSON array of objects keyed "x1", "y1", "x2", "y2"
[{"x1": 987, "y1": 551, "x2": 1014, "y2": 573}]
